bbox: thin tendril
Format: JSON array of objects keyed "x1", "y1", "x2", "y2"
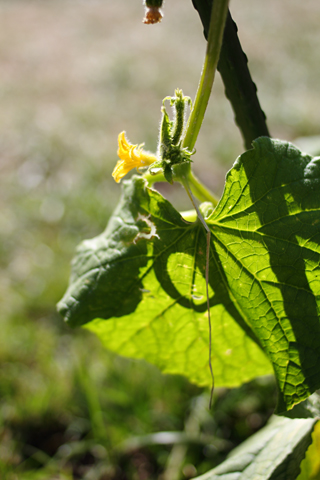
[
  {"x1": 205, "y1": 230, "x2": 214, "y2": 409},
  {"x1": 182, "y1": 176, "x2": 214, "y2": 409}
]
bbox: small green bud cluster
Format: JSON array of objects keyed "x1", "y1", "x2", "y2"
[{"x1": 149, "y1": 89, "x2": 194, "y2": 184}]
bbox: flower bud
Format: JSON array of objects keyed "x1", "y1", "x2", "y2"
[{"x1": 143, "y1": 0, "x2": 163, "y2": 24}]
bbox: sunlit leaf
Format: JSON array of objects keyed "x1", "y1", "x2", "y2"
[
  {"x1": 58, "y1": 173, "x2": 270, "y2": 389},
  {"x1": 58, "y1": 138, "x2": 320, "y2": 411},
  {"x1": 297, "y1": 420, "x2": 320, "y2": 480}
]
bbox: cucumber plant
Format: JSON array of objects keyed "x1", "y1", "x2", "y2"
[{"x1": 58, "y1": 0, "x2": 320, "y2": 478}]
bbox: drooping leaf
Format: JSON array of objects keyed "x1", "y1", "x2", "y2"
[
  {"x1": 58, "y1": 138, "x2": 320, "y2": 411},
  {"x1": 58, "y1": 173, "x2": 271, "y2": 389},
  {"x1": 193, "y1": 415, "x2": 317, "y2": 480}
]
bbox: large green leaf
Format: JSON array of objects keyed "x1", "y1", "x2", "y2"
[
  {"x1": 206, "y1": 138, "x2": 320, "y2": 411},
  {"x1": 58, "y1": 137, "x2": 320, "y2": 411},
  {"x1": 58, "y1": 173, "x2": 270, "y2": 389},
  {"x1": 193, "y1": 415, "x2": 317, "y2": 480}
]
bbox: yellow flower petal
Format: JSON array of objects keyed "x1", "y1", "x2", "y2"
[{"x1": 112, "y1": 131, "x2": 157, "y2": 183}]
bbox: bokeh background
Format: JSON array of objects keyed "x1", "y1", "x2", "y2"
[{"x1": 1, "y1": 0, "x2": 320, "y2": 478}]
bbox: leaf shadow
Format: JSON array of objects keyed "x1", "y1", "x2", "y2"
[{"x1": 152, "y1": 223, "x2": 264, "y2": 349}]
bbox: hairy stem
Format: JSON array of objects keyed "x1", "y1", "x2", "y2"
[{"x1": 192, "y1": 0, "x2": 270, "y2": 149}]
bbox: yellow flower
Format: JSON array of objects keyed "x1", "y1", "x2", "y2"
[{"x1": 112, "y1": 131, "x2": 157, "y2": 183}]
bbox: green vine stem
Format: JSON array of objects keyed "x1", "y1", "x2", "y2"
[
  {"x1": 144, "y1": 164, "x2": 218, "y2": 206},
  {"x1": 182, "y1": 0, "x2": 229, "y2": 153},
  {"x1": 186, "y1": 167, "x2": 218, "y2": 206},
  {"x1": 192, "y1": 0, "x2": 270, "y2": 149},
  {"x1": 179, "y1": 209, "x2": 197, "y2": 222},
  {"x1": 177, "y1": 0, "x2": 230, "y2": 404}
]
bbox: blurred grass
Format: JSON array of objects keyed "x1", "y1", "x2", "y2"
[{"x1": 1, "y1": 0, "x2": 320, "y2": 478}]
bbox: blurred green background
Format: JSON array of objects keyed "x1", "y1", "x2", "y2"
[{"x1": 1, "y1": 0, "x2": 320, "y2": 478}]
